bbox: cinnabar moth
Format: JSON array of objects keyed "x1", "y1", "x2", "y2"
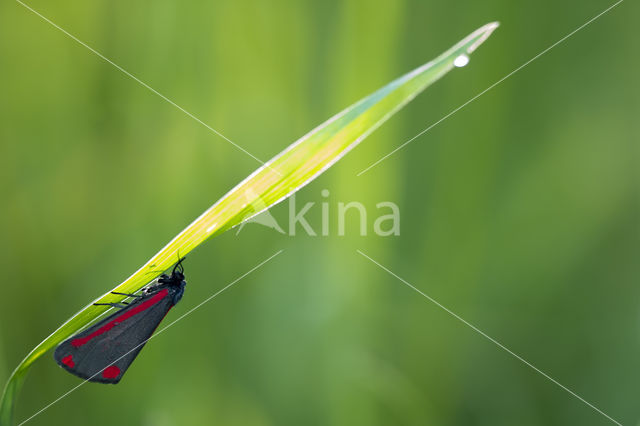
[{"x1": 53, "y1": 258, "x2": 187, "y2": 384}]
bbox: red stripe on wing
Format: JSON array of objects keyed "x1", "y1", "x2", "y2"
[{"x1": 71, "y1": 289, "x2": 169, "y2": 348}]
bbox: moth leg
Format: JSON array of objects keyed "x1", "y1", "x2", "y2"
[
  {"x1": 111, "y1": 291, "x2": 142, "y2": 298},
  {"x1": 94, "y1": 302, "x2": 128, "y2": 309}
]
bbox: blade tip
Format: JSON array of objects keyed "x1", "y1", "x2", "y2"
[{"x1": 465, "y1": 21, "x2": 500, "y2": 54}]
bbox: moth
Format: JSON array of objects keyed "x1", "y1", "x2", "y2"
[{"x1": 54, "y1": 259, "x2": 186, "y2": 383}]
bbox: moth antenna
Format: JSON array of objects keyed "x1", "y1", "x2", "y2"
[{"x1": 172, "y1": 255, "x2": 186, "y2": 275}]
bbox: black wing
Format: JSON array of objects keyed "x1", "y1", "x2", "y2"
[{"x1": 54, "y1": 289, "x2": 173, "y2": 384}]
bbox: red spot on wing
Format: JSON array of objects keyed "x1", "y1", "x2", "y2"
[
  {"x1": 102, "y1": 365, "x2": 121, "y2": 379},
  {"x1": 72, "y1": 289, "x2": 169, "y2": 348},
  {"x1": 61, "y1": 355, "x2": 75, "y2": 368}
]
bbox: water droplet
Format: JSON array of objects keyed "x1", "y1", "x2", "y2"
[{"x1": 453, "y1": 54, "x2": 469, "y2": 68}]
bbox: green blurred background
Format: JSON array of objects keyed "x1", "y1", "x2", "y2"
[{"x1": 1, "y1": 0, "x2": 638, "y2": 425}]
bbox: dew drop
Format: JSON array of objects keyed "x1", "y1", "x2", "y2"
[{"x1": 453, "y1": 54, "x2": 469, "y2": 68}]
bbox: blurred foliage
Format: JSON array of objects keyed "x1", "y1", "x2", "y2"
[{"x1": 0, "y1": 0, "x2": 638, "y2": 425}]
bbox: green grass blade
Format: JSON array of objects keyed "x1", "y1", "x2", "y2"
[{"x1": 1, "y1": 22, "x2": 498, "y2": 425}]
